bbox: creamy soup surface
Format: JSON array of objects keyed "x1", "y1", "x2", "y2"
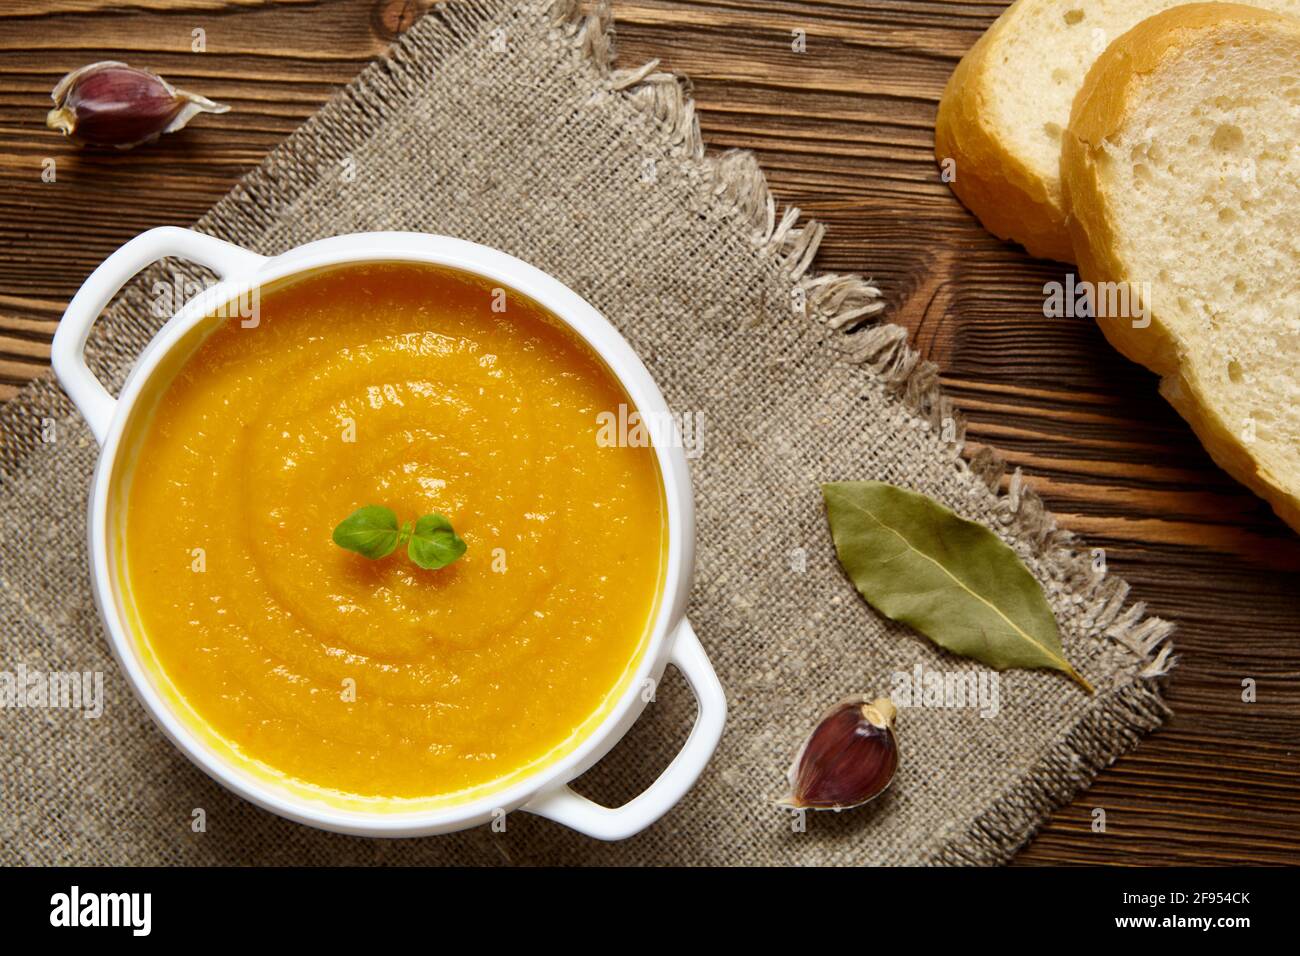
[{"x1": 124, "y1": 261, "x2": 666, "y2": 801}]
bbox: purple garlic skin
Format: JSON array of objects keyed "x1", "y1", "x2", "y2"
[
  {"x1": 780, "y1": 696, "x2": 899, "y2": 811},
  {"x1": 46, "y1": 61, "x2": 229, "y2": 149}
]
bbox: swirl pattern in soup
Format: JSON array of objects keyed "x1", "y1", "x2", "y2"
[{"x1": 123, "y1": 262, "x2": 666, "y2": 802}]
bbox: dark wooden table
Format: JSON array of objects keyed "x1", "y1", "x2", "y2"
[{"x1": 2, "y1": 0, "x2": 1296, "y2": 865}]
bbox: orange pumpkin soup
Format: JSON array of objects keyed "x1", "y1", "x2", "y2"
[{"x1": 121, "y1": 261, "x2": 666, "y2": 803}]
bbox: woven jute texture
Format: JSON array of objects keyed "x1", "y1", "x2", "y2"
[{"x1": 0, "y1": 0, "x2": 1174, "y2": 865}]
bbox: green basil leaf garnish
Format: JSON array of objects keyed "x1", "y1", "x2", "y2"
[
  {"x1": 332, "y1": 505, "x2": 401, "y2": 559},
  {"x1": 333, "y1": 505, "x2": 466, "y2": 571},
  {"x1": 406, "y1": 512, "x2": 468, "y2": 570}
]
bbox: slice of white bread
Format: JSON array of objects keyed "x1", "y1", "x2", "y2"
[
  {"x1": 935, "y1": 0, "x2": 1300, "y2": 262},
  {"x1": 1062, "y1": 3, "x2": 1300, "y2": 532}
]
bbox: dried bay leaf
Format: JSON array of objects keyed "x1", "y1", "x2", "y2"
[{"x1": 822, "y1": 481, "x2": 1092, "y2": 692}]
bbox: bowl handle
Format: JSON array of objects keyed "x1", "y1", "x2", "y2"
[
  {"x1": 522, "y1": 617, "x2": 726, "y2": 841},
  {"x1": 51, "y1": 227, "x2": 267, "y2": 445}
]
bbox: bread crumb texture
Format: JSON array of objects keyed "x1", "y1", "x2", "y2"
[
  {"x1": 1065, "y1": 4, "x2": 1300, "y2": 530},
  {"x1": 937, "y1": 0, "x2": 1300, "y2": 260}
]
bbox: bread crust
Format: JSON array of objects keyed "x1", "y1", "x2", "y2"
[
  {"x1": 1062, "y1": 3, "x2": 1300, "y2": 532},
  {"x1": 935, "y1": 1, "x2": 1076, "y2": 262}
]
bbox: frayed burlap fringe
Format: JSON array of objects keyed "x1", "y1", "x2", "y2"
[{"x1": 549, "y1": 0, "x2": 1175, "y2": 861}]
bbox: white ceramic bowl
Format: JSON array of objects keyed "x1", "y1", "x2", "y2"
[{"x1": 52, "y1": 227, "x2": 725, "y2": 841}]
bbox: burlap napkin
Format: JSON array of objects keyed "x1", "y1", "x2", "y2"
[{"x1": 0, "y1": 0, "x2": 1174, "y2": 865}]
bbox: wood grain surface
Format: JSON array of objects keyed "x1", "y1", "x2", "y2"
[{"x1": 1, "y1": 0, "x2": 1296, "y2": 865}]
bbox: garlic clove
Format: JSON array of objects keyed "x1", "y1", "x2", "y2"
[
  {"x1": 779, "y1": 696, "x2": 899, "y2": 811},
  {"x1": 46, "y1": 61, "x2": 229, "y2": 149}
]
